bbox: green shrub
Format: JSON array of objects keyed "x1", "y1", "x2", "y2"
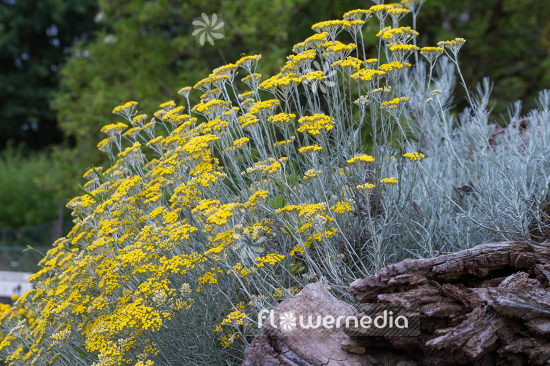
[{"x1": 0, "y1": 145, "x2": 64, "y2": 228}]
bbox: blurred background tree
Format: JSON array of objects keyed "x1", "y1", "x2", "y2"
[
  {"x1": 418, "y1": 0, "x2": 550, "y2": 116},
  {"x1": 0, "y1": 0, "x2": 98, "y2": 230},
  {"x1": 1, "y1": 0, "x2": 549, "y2": 229},
  {"x1": 0, "y1": 0, "x2": 98, "y2": 151}
]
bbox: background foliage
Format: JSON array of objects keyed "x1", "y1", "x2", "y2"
[
  {"x1": 418, "y1": 0, "x2": 550, "y2": 114},
  {"x1": 0, "y1": 0, "x2": 98, "y2": 151},
  {"x1": 0, "y1": 145, "x2": 67, "y2": 227}
]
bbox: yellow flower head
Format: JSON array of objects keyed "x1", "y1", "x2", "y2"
[
  {"x1": 347, "y1": 154, "x2": 374, "y2": 164},
  {"x1": 236, "y1": 54, "x2": 262, "y2": 71},
  {"x1": 101, "y1": 122, "x2": 128, "y2": 137},
  {"x1": 331, "y1": 201, "x2": 353, "y2": 214},
  {"x1": 437, "y1": 38, "x2": 466, "y2": 54},
  {"x1": 420, "y1": 47, "x2": 444, "y2": 64},
  {"x1": 241, "y1": 73, "x2": 262, "y2": 89},
  {"x1": 381, "y1": 97, "x2": 409, "y2": 110},
  {"x1": 403, "y1": 152, "x2": 425, "y2": 161},
  {"x1": 228, "y1": 137, "x2": 250, "y2": 151},
  {"x1": 357, "y1": 183, "x2": 376, "y2": 190},
  {"x1": 332, "y1": 57, "x2": 362, "y2": 73},
  {"x1": 377, "y1": 26, "x2": 419, "y2": 43},
  {"x1": 343, "y1": 9, "x2": 372, "y2": 21},
  {"x1": 303, "y1": 32, "x2": 329, "y2": 48},
  {"x1": 238, "y1": 113, "x2": 260, "y2": 130},
  {"x1": 263, "y1": 161, "x2": 282, "y2": 175},
  {"x1": 268, "y1": 113, "x2": 296, "y2": 125},
  {"x1": 298, "y1": 145, "x2": 323, "y2": 155},
  {"x1": 303, "y1": 169, "x2": 322, "y2": 180},
  {"x1": 387, "y1": 7, "x2": 410, "y2": 22},
  {"x1": 159, "y1": 100, "x2": 176, "y2": 110},
  {"x1": 297, "y1": 114, "x2": 335, "y2": 135},
  {"x1": 311, "y1": 20, "x2": 347, "y2": 39},
  {"x1": 112, "y1": 101, "x2": 138, "y2": 116},
  {"x1": 178, "y1": 86, "x2": 192, "y2": 98},
  {"x1": 369, "y1": 4, "x2": 398, "y2": 18},
  {"x1": 212, "y1": 63, "x2": 238, "y2": 78},
  {"x1": 388, "y1": 44, "x2": 420, "y2": 59},
  {"x1": 351, "y1": 69, "x2": 385, "y2": 83},
  {"x1": 250, "y1": 99, "x2": 280, "y2": 118},
  {"x1": 380, "y1": 177, "x2": 398, "y2": 184}
]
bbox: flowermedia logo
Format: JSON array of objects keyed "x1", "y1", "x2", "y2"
[
  {"x1": 278, "y1": 311, "x2": 297, "y2": 331},
  {"x1": 257, "y1": 304, "x2": 420, "y2": 336},
  {"x1": 303, "y1": 60, "x2": 337, "y2": 94},
  {"x1": 192, "y1": 13, "x2": 225, "y2": 46}
]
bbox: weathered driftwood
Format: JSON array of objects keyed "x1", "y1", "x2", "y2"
[{"x1": 242, "y1": 241, "x2": 550, "y2": 365}]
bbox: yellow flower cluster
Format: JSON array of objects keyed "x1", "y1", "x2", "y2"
[
  {"x1": 343, "y1": 9, "x2": 372, "y2": 21},
  {"x1": 182, "y1": 134, "x2": 219, "y2": 155},
  {"x1": 219, "y1": 333, "x2": 239, "y2": 348},
  {"x1": 194, "y1": 99, "x2": 230, "y2": 117},
  {"x1": 403, "y1": 152, "x2": 425, "y2": 161},
  {"x1": 332, "y1": 57, "x2": 362, "y2": 72},
  {"x1": 228, "y1": 137, "x2": 250, "y2": 151},
  {"x1": 322, "y1": 42, "x2": 356, "y2": 60},
  {"x1": 438, "y1": 38, "x2": 466, "y2": 54},
  {"x1": 369, "y1": 4, "x2": 399, "y2": 14},
  {"x1": 242, "y1": 73, "x2": 262, "y2": 88},
  {"x1": 228, "y1": 263, "x2": 253, "y2": 278},
  {"x1": 297, "y1": 114, "x2": 335, "y2": 135},
  {"x1": 311, "y1": 20, "x2": 347, "y2": 38},
  {"x1": 420, "y1": 46, "x2": 444, "y2": 63},
  {"x1": 303, "y1": 32, "x2": 329, "y2": 48},
  {"x1": 350, "y1": 69, "x2": 385, "y2": 83},
  {"x1": 303, "y1": 70, "x2": 326, "y2": 82},
  {"x1": 101, "y1": 122, "x2": 128, "y2": 136},
  {"x1": 112, "y1": 101, "x2": 138, "y2": 116},
  {"x1": 274, "y1": 137, "x2": 295, "y2": 147},
  {"x1": 159, "y1": 100, "x2": 176, "y2": 110},
  {"x1": 221, "y1": 309, "x2": 246, "y2": 326},
  {"x1": 347, "y1": 154, "x2": 374, "y2": 164},
  {"x1": 212, "y1": 63, "x2": 238, "y2": 78},
  {"x1": 289, "y1": 241, "x2": 311, "y2": 256},
  {"x1": 197, "y1": 271, "x2": 218, "y2": 292},
  {"x1": 259, "y1": 74, "x2": 302, "y2": 93},
  {"x1": 273, "y1": 287, "x2": 301, "y2": 298},
  {"x1": 250, "y1": 99, "x2": 281, "y2": 118},
  {"x1": 357, "y1": 183, "x2": 376, "y2": 190},
  {"x1": 298, "y1": 145, "x2": 322, "y2": 154},
  {"x1": 268, "y1": 113, "x2": 296, "y2": 125},
  {"x1": 380, "y1": 177, "x2": 399, "y2": 184},
  {"x1": 235, "y1": 54, "x2": 262, "y2": 71},
  {"x1": 379, "y1": 61, "x2": 406, "y2": 72},
  {"x1": 303, "y1": 169, "x2": 322, "y2": 180},
  {"x1": 331, "y1": 201, "x2": 353, "y2": 214},
  {"x1": 193, "y1": 75, "x2": 230, "y2": 91},
  {"x1": 178, "y1": 86, "x2": 192, "y2": 97},
  {"x1": 238, "y1": 112, "x2": 260, "y2": 129},
  {"x1": 389, "y1": 43, "x2": 420, "y2": 58},
  {"x1": 387, "y1": 7, "x2": 410, "y2": 18},
  {"x1": 263, "y1": 161, "x2": 282, "y2": 175},
  {"x1": 381, "y1": 97, "x2": 409, "y2": 110},
  {"x1": 377, "y1": 26, "x2": 419, "y2": 43},
  {"x1": 255, "y1": 254, "x2": 285, "y2": 267}
]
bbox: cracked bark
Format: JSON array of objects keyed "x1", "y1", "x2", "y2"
[{"x1": 243, "y1": 241, "x2": 550, "y2": 365}]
